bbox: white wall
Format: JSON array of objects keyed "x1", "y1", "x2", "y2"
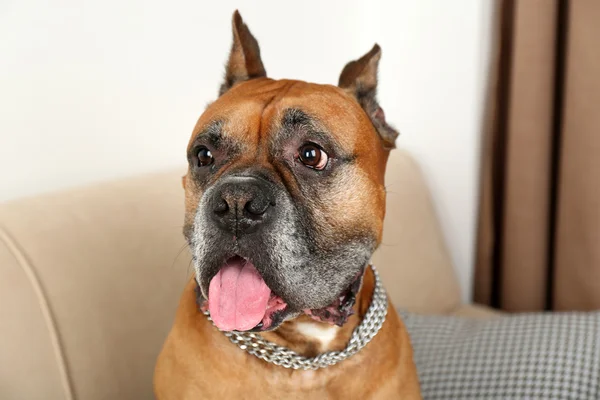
[
  {"x1": 0, "y1": 0, "x2": 493, "y2": 301},
  {"x1": 371, "y1": 2, "x2": 495, "y2": 302}
]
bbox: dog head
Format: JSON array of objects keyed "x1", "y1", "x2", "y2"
[{"x1": 183, "y1": 11, "x2": 398, "y2": 332}]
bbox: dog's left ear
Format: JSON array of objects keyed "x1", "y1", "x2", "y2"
[
  {"x1": 338, "y1": 44, "x2": 398, "y2": 149},
  {"x1": 219, "y1": 10, "x2": 267, "y2": 96}
]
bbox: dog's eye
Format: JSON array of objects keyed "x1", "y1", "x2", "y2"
[
  {"x1": 196, "y1": 146, "x2": 214, "y2": 167},
  {"x1": 298, "y1": 143, "x2": 328, "y2": 170}
]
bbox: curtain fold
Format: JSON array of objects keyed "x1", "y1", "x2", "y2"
[
  {"x1": 474, "y1": 0, "x2": 600, "y2": 312},
  {"x1": 554, "y1": 0, "x2": 600, "y2": 311}
]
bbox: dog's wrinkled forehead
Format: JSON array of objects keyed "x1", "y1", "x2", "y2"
[
  {"x1": 188, "y1": 78, "x2": 381, "y2": 160},
  {"x1": 181, "y1": 11, "x2": 399, "y2": 247},
  {"x1": 185, "y1": 10, "x2": 399, "y2": 182}
]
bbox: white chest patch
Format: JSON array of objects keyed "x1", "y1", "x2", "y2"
[{"x1": 295, "y1": 322, "x2": 340, "y2": 349}]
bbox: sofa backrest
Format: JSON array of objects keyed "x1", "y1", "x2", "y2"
[{"x1": 0, "y1": 149, "x2": 460, "y2": 399}]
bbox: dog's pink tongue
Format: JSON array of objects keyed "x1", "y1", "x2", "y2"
[{"x1": 208, "y1": 258, "x2": 271, "y2": 331}]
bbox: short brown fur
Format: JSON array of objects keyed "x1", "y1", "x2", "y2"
[
  {"x1": 155, "y1": 11, "x2": 421, "y2": 399},
  {"x1": 154, "y1": 267, "x2": 421, "y2": 399}
]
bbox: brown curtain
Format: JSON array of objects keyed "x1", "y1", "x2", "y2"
[{"x1": 475, "y1": 0, "x2": 600, "y2": 312}]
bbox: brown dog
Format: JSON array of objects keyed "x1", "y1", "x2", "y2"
[{"x1": 154, "y1": 11, "x2": 421, "y2": 399}]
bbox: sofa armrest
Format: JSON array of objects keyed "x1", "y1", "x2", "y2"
[
  {"x1": 0, "y1": 169, "x2": 190, "y2": 400},
  {"x1": 0, "y1": 148, "x2": 463, "y2": 399}
]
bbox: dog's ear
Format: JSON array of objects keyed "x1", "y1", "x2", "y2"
[
  {"x1": 338, "y1": 44, "x2": 398, "y2": 149},
  {"x1": 219, "y1": 10, "x2": 267, "y2": 96}
]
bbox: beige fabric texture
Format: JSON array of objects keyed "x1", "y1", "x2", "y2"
[
  {"x1": 451, "y1": 304, "x2": 503, "y2": 319},
  {"x1": 0, "y1": 149, "x2": 479, "y2": 400},
  {"x1": 372, "y1": 150, "x2": 462, "y2": 313}
]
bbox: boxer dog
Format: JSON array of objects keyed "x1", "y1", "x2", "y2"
[{"x1": 154, "y1": 11, "x2": 421, "y2": 399}]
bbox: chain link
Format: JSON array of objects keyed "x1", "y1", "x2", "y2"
[{"x1": 203, "y1": 265, "x2": 387, "y2": 370}]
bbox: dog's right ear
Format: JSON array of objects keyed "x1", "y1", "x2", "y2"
[{"x1": 219, "y1": 11, "x2": 267, "y2": 96}]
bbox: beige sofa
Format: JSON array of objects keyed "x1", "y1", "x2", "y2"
[{"x1": 0, "y1": 149, "x2": 496, "y2": 400}]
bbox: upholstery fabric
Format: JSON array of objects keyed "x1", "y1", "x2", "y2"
[
  {"x1": 0, "y1": 149, "x2": 464, "y2": 399},
  {"x1": 403, "y1": 310, "x2": 600, "y2": 399}
]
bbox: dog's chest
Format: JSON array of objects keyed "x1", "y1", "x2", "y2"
[
  {"x1": 294, "y1": 322, "x2": 340, "y2": 350},
  {"x1": 265, "y1": 369, "x2": 323, "y2": 392}
]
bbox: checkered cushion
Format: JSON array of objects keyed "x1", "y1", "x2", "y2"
[{"x1": 400, "y1": 311, "x2": 600, "y2": 400}]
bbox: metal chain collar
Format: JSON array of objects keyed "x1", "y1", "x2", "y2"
[{"x1": 203, "y1": 265, "x2": 388, "y2": 370}]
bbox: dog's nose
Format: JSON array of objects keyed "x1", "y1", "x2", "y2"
[{"x1": 209, "y1": 176, "x2": 276, "y2": 235}]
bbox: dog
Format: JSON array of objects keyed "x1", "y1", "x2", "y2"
[{"x1": 154, "y1": 10, "x2": 421, "y2": 399}]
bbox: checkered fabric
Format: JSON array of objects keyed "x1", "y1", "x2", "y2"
[{"x1": 400, "y1": 311, "x2": 600, "y2": 400}]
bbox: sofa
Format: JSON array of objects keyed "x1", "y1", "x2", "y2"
[{"x1": 0, "y1": 149, "x2": 496, "y2": 400}]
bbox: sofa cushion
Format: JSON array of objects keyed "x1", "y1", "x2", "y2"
[
  {"x1": 0, "y1": 228, "x2": 68, "y2": 400},
  {"x1": 0, "y1": 170, "x2": 190, "y2": 400},
  {"x1": 401, "y1": 311, "x2": 600, "y2": 399},
  {"x1": 373, "y1": 149, "x2": 461, "y2": 314},
  {"x1": 450, "y1": 303, "x2": 502, "y2": 319},
  {"x1": 0, "y1": 149, "x2": 461, "y2": 399}
]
